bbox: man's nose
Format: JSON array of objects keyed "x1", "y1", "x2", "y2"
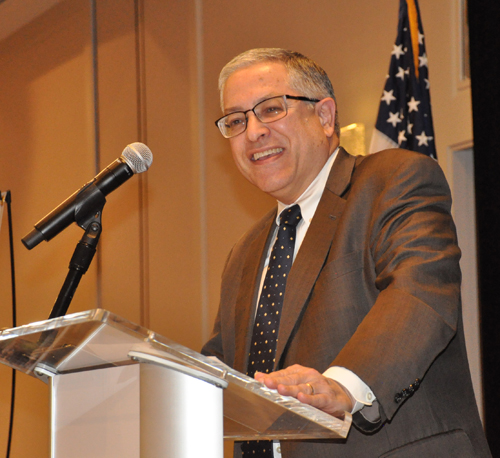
[{"x1": 245, "y1": 112, "x2": 269, "y2": 141}]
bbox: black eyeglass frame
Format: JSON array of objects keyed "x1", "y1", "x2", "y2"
[{"x1": 215, "y1": 94, "x2": 320, "y2": 138}]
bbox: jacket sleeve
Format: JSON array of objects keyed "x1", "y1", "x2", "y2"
[{"x1": 332, "y1": 152, "x2": 461, "y2": 429}]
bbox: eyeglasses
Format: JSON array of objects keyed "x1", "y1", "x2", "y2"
[{"x1": 215, "y1": 94, "x2": 320, "y2": 138}]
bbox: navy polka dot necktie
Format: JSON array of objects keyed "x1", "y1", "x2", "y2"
[{"x1": 242, "y1": 204, "x2": 302, "y2": 457}]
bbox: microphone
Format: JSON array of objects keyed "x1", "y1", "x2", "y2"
[{"x1": 22, "y1": 142, "x2": 153, "y2": 250}]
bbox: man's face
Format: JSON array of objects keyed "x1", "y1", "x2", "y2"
[{"x1": 223, "y1": 62, "x2": 337, "y2": 204}]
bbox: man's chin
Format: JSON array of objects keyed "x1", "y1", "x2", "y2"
[{"x1": 254, "y1": 182, "x2": 296, "y2": 204}]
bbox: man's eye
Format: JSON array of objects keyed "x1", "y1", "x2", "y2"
[
  {"x1": 263, "y1": 105, "x2": 284, "y2": 115},
  {"x1": 226, "y1": 116, "x2": 244, "y2": 128}
]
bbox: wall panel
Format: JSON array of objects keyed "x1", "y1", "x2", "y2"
[
  {"x1": 95, "y1": 0, "x2": 143, "y2": 325},
  {"x1": 143, "y1": 0, "x2": 204, "y2": 350},
  {"x1": 0, "y1": 0, "x2": 96, "y2": 455}
]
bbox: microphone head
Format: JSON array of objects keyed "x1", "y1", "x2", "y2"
[{"x1": 122, "y1": 142, "x2": 153, "y2": 174}]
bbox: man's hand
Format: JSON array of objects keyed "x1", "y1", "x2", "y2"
[{"x1": 254, "y1": 364, "x2": 354, "y2": 416}]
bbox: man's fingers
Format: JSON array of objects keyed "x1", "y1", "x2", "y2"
[
  {"x1": 274, "y1": 381, "x2": 313, "y2": 397},
  {"x1": 255, "y1": 366, "x2": 354, "y2": 415},
  {"x1": 256, "y1": 364, "x2": 321, "y2": 387}
]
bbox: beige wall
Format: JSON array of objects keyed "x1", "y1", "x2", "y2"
[{"x1": 0, "y1": 0, "x2": 474, "y2": 456}]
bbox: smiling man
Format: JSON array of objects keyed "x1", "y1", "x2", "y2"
[
  {"x1": 220, "y1": 62, "x2": 335, "y2": 204},
  {"x1": 202, "y1": 49, "x2": 491, "y2": 457}
]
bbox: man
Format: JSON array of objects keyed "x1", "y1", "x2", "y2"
[{"x1": 202, "y1": 48, "x2": 491, "y2": 457}]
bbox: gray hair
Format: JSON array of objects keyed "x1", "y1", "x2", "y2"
[{"x1": 219, "y1": 48, "x2": 340, "y2": 136}]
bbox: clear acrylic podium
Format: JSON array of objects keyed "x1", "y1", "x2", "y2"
[{"x1": 0, "y1": 309, "x2": 351, "y2": 457}]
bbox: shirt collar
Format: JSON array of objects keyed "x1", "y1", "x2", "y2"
[{"x1": 276, "y1": 146, "x2": 340, "y2": 225}]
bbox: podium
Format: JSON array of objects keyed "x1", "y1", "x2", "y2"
[{"x1": 0, "y1": 309, "x2": 351, "y2": 457}]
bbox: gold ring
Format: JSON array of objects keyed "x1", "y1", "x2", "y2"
[{"x1": 306, "y1": 382, "x2": 314, "y2": 395}]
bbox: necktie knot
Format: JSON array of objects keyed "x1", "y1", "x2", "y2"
[{"x1": 279, "y1": 204, "x2": 302, "y2": 228}]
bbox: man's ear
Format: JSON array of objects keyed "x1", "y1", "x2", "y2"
[{"x1": 315, "y1": 98, "x2": 336, "y2": 138}]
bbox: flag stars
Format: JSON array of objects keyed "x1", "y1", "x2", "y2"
[
  {"x1": 381, "y1": 89, "x2": 397, "y2": 105},
  {"x1": 396, "y1": 67, "x2": 406, "y2": 80},
  {"x1": 419, "y1": 53, "x2": 428, "y2": 67},
  {"x1": 391, "y1": 44, "x2": 405, "y2": 59},
  {"x1": 415, "y1": 131, "x2": 434, "y2": 146},
  {"x1": 387, "y1": 111, "x2": 402, "y2": 127},
  {"x1": 407, "y1": 97, "x2": 420, "y2": 112},
  {"x1": 371, "y1": 2, "x2": 436, "y2": 159},
  {"x1": 398, "y1": 130, "x2": 407, "y2": 145},
  {"x1": 396, "y1": 66, "x2": 409, "y2": 80}
]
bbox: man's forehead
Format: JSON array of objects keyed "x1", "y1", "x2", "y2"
[{"x1": 223, "y1": 62, "x2": 291, "y2": 111}]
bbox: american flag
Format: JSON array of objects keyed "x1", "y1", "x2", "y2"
[{"x1": 369, "y1": 0, "x2": 436, "y2": 158}]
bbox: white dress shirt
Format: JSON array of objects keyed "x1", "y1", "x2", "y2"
[{"x1": 253, "y1": 148, "x2": 376, "y2": 457}]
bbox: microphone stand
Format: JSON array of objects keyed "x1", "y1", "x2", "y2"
[{"x1": 48, "y1": 208, "x2": 103, "y2": 320}]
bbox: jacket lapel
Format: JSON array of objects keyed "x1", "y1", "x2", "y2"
[
  {"x1": 274, "y1": 148, "x2": 357, "y2": 368},
  {"x1": 233, "y1": 210, "x2": 277, "y2": 372}
]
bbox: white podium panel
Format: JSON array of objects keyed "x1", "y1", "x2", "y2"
[
  {"x1": 139, "y1": 363, "x2": 224, "y2": 458},
  {"x1": 51, "y1": 364, "x2": 140, "y2": 458}
]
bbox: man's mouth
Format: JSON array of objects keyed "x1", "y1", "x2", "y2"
[{"x1": 252, "y1": 148, "x2": 284, "y2": 161}]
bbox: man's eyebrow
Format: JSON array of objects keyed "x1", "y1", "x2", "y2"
[
  {"x1": 223, "y1": 93, "x2": 280, "y2": 115},
  {"x1": 223, "y1": 105, "x2": 244, "y2": 115}
]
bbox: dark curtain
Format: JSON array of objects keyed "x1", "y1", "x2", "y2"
[{"x1": 468, "y1": 0, "x2": 500, "y2": 455}]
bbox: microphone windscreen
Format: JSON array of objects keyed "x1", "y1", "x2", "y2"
[{"x1": 122, "y1": 142, "x2": 153, "y2": 174}]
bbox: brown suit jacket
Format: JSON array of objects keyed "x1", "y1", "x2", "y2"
[{"x1": 202, "y1": 148, "x2": 491, "y2": 457}]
